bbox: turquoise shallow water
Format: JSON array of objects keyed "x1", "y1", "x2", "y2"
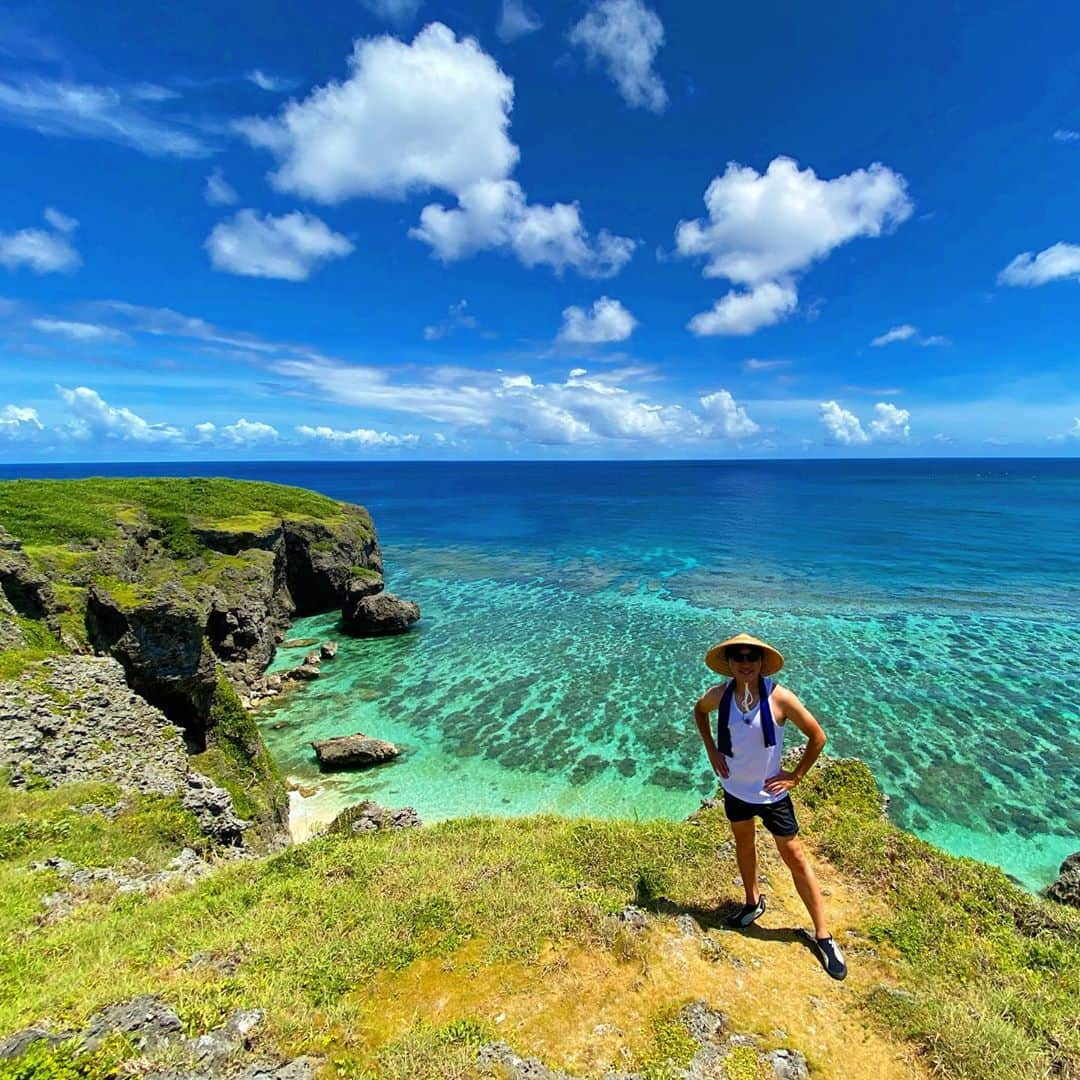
[
  {"x1": 252, "y1": 458, "x2": 1079, "y2": 891},
  {"x1": 6, "y1": 459, "x2": 1077, "y2": 889},
  {"x1": 262, "y1": 547, "x2": 1078, "y2": 889}
]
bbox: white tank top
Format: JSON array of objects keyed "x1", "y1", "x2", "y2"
[{"x1": 719, "y1": 677, "x2": 786, "y2": 805}]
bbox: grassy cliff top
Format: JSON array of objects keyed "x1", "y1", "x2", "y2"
[
  {"x1": 0, "y1": 477, "x2": 354, "y2": 547},
  {"x1": 1, "y1": 760, "x2": 1076, "y2": 1080}
]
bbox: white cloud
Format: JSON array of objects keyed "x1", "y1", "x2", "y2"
[
  {"x1": 871, "y1": 324, "x2": 917, "y2": 346},
  {"x1": 423, "y1": 299, "x2": 478, "y2": 340},
  {"x1": 699, "y1": 390, "x2": 759, "y2": 438},
  {"x1": 568, "y1": 0, "x2": 667, "y2": 113},
  {"x1": 0, "y1": 209, "x2": 80, "y2": 274},
  {"x1": 221, "y1": 418, "x2": 279, "y2": 445},
  {"x1": 679, "y1": 157, "x2": 912, "y2": 336},
  {"x1": 57, "y1": 385, "x2": 182, "y2": 443},
  {"x1": 204, "y1": 169, "x2": 238, "y2": 206},
  {"x1": 247, "y1": 70, "x2": 294, "y2": 93},
  {"x1": 240, "y1": 24, "x2": 517, "y2": 202},
  {"x1": 43, "y1": 207, "x2": 77, "y2": 233},
  {"x1": 997, "y1": 242, "x2": 1080, "y2": 287},
  {"x1": 497, "y1": 0, "x2": 542, "y2": 42},
  {"x1": 31, "y1": 318, "x2": 127, "y2": 342},
  {"x1": 688, "y1": 281, "x2": 797, "y2": 336},
  {"x1": 362, "y1": 0, "x2": 422, "y2": 24},
  {"x1": 296, "y1": 424, "x2": 420, "y2": 447},
  {"x1": 678, "y1": 157, "x2": 911, "y2": 284},
  {"x1": 869, "y1": 402, "x2": 911, "y2": 441},
  {"x1": 194, "y1": 422, "x2": 216, "y2": 442},
  {"x1": 240, "y1": 23, "x2": 631, "y2": 277},
  {"x1": 820, "y1": 399, "x2": 911, "y2": 445},
  {"x1": 558, "y1": 296, "x2": 637, "y2": 343},
  {"x1": 743, "y1": 358, "x2": 791, "y2": 372},
  {"x1": 820, "y1": 400, "x2": 869, "y2": 445},
  {"x1": 413, "y1": 179, "x2": 634, "y2": 276},
  {"x1": 0, "y1": 404, "x2": 43, "y2": 440},
  {"x1": 205, "y1": 210, "x2": 354, "y2": 281},
  {"x1": 871, "y1": 324, "x2": 948, "y2": 347},
  {"x1": 91, "y1": 301, "x2": 296, "y2": 357},
  {"x1": 275, "y1": 357, "x2": 705, "y2": 446},
  {"x1": 0, "y1": 77, "x2": 211, "y2": 157},
  {"x1": 1053, "y1": 129, "x2": 1080, "y2": 142}
]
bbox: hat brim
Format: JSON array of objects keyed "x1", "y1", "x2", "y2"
[{"x1": 705, "y1": 634, "x2": 784, "y2": 677}]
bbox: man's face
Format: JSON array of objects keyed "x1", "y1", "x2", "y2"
[{"x1": 727, "y1": 647, "x2": 762, "y2": 681}]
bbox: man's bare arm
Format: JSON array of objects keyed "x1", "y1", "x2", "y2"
[{"x1": 694, "y1": 685, "x2": 729, "y2": 779}]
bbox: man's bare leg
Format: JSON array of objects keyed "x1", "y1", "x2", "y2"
[
  {"x1": 731, "y1": 818, "x2": 759, "y2": 905},
  {"x1": 773, "y1": 834, "x2": 829, "y2": 938}
]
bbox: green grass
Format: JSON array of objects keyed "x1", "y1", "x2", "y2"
[
  {"x1": 0, "y1": 478, "x2": 350, "y2": 547},
  {"x1": 0, "y1": 761, "x2": 1075, "y2": 1079},
  {"x1": 0, "y1": 618, "x2": 66, "y2": 680},
  {"x1": 797, "y1": 760, "x2": 1080, "y2": 1080},
  {"x1": 189, "y1": 673, "x2": 288, "y2": 838}
]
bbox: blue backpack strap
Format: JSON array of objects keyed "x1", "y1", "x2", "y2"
[
  {"x1": 759, "y1": 676, "x2": 776, "y2": 748},
  {"x1": 715, "y1": 681, "x2": 734, "y2": 757}
]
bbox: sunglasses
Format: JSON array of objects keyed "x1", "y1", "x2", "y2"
[{"x1": 726, "y1": 649, "x2": 762, "y2": 663}]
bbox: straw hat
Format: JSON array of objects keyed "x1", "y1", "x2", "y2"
[{"x1": 705, "y1": 633, "x2": 784, "y2": 676}]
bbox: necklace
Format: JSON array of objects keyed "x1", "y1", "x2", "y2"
[{"x1": 736, "y1": 684, "x2": 758, "y2": 722}]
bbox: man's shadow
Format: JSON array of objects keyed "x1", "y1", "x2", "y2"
[{"x1": 632, "y1": 874, "x2": 819, "y2": 954}]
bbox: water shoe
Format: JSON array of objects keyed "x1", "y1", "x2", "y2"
[
  {"x1": 813, "y1": 935, "x2": 847, "y2": 980},
  {"x1": 724, "y1": 895, "x2": 766, "y2": 928}
]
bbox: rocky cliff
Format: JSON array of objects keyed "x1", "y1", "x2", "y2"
[{"x1": 0, "y1": 477, "x2": 412, "y2": 847}]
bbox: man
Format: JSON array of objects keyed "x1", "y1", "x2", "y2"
[{"x1": 693, "y1": 632, "x2": 846, "y2": 980}]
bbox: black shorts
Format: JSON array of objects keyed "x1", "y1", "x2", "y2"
[{"x1": 723, "y1": 791, "x2": 799, "y2": 837}]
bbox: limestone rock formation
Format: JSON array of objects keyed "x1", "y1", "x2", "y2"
[
  {"x1": 341, "y1": 590, "x2": 421, "y2": 637},
  {"x1": 326, "y1": 799, "x2": 421, "y2": 834},
  {"x1": 311, "y1": 733, "x2": 400, "y2": 769},
  {"x1": 1046, "y1": 851, "x2": 1080, "y2": 907}
]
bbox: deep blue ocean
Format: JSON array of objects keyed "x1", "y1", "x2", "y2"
[{"x1": 3, "y1": 458, "x2": 1077, "y2": 889}]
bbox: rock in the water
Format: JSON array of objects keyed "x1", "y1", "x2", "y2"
[
  {"x1": 283, "y1": 663, "x2": 321, "y2": 683},
  {"x1": 341, "y1": 590, "x2": 419, "y2": 637},
  {"x1": 319, "y1": 640, "x2": 338, "y2": 660},
  {"x1": 1046, "y1": 851, "x2": 1080, "y2": 907},
  {"x1": 311, "y1": 734, "x2": 400, "y2": 770}
]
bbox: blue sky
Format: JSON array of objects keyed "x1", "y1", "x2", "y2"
[{"x1": 1, "y1": 0, "x2": 1079, "y2": 461}]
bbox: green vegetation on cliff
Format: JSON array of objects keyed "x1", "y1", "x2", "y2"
[
  {"x1": 191, "y1": 673, "x2": 288, "y2": 834},
  {"x1": 0, "y1": 478, "x2": 354, "y2": 547},
  {"x1": 0, "y1": 761, "x2": 1075, "y2": 1079}
]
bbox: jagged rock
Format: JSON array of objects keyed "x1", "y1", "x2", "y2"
[
  {"x1": 341, "y1": 590, "x2": 420, "y2": 637},
  {"x1": 478, "y1": 1042, "x2": 576, "y2": 1079},
  {"x1": 311, "y1": 734, "x2": 400, "y2": 770},
  {"x1": 0, "y1": 525, "x2": 59, "y2": 630},
  {"x1": 326, "y1": 800, "x2": 421, "y2": 835},
  {"x1": 86, "y1": 580, "x2": 217, "y2": 740},
  {"x1": 283, "y1": 663, "x2": 321, "y2": 683},
  {"x1": 766, "y1": 1048, "x2": 810, "y2": 1079},
  {"x1": 617, "y1": 904, "x2": 650, "y2": 931},
  {"x1": 303, "y1": 650, "x2": 321, "y2": 667},
  {"x1": 0, "y1": 997, "x2": 314, "y2": 1079},
  {"x1": 81, "y1": 995, "x2": 183, "y2": 1051},
  {"x1": 1045, "y1": 851, "x2": 1080, "y2": 907},
  {"x1": 344, "y1": 574, "x2": 384, "y2": 602},
  {"x1": 0, "y1": 1027, "x2": 63, "y2": 1060},
  {"x1": 0, "y1": 656, "x2": 191, "y2": 796},
  {"x1": 284, "y1": 517, "x2": 381, "y2": 616},
  {"x1": 319, "y1": 640, "x2": 338, "y2": 660},
  {"x1": 182, "y1": 773, "x2": 251, "y2": 844}
]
